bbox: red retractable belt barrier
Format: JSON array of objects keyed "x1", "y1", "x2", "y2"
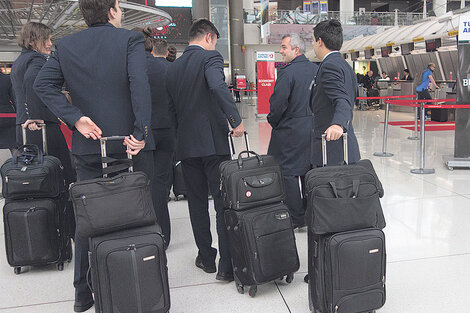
[
  {"x1": 0, "y1": 113, "x2": 16, "y2": 118},
  {"x1": 356, "y1": 94, "x2": 417, "y2": 100}
]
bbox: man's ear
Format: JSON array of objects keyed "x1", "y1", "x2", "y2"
[
  {"x1": 108, "y1": 7, "x2": 116, "y2": 21},
  {"x1": 205, "y1": 32, "x2": 212, "y2": 44}
]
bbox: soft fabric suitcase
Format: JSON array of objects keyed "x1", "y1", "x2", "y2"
[
  {"x1": 308, "y1": 228, "x2": 386, "y2": 313},
  {"x1": 172, "y1": 160, "x2": 187, "y2": 200},
  {"x1": 220, "y1": 132, "x2": 285, "y2": 211},
  {"x1": 70, "y1": 136, "x2": 156, "y2": 238},
  {"x1": 89, "y1": 224, "x2": 170, "y2": 313},
  {"x1": 3, "y1": 197, "x2": 72, "y2": 274},
  {"x1": 305, "y1": 134, "x2": 386, "y2": 235},
  {"x1": 225, "y1": 202, "x2": 299, "y2": 297}
]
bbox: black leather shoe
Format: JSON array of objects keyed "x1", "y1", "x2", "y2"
[
  {"x1": 74, "y1": 299, "x2": 94, "y2": 312},
  {"x1": 216, "y1": 271, "x2": 234, "y2": 282},
  {"x1": 195, "y1": 256, "x2": 216, "y2": 273}
]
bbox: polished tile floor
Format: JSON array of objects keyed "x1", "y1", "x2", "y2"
[{"x1": 1, "y1": 102, "x2": 470, "y2": 312}]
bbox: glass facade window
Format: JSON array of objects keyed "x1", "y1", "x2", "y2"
[{"x1": 210, "y1": 0, "x2": 230, "y2": 62}]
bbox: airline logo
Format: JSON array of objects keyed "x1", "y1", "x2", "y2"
[{"x1": 257, "y1": 52, "x2": 275, "y2": 61}]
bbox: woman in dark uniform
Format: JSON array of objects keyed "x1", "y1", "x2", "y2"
[
  {"x1": 10, "y1": 22, "x2": 76, "y2": 236},
  {"x1": 0, "y1": 72, "x2": 16, "y2": 155}
]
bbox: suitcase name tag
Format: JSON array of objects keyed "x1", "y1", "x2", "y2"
[
  {"x1": 143, "y1": 255, "x2": 156, "y2": 261},
  {"x1": 369, "y1": 248, "x2": 379, "y2": 254},
  {"x1": 275, "y1": 212, "x2": 289, "y2": 220}
]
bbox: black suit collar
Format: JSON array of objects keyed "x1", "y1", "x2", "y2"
[
  {"x1": 185, "y1": 45, "x2": 205, "y2": 53},
  {"x1": 322, "y1": 51, "x2": 341, "y2": 63},
  {"x1": 89, "y1": 22, "x2": 115, "y2": 28},
  {"x1": 290, "y1": 54, "x2": 308, "y2": 64}
]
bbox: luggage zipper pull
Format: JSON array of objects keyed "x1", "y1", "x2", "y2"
[
  {"x1": 127, "y1": 244, "x2": 136, "y2": 251},
  {"x1": 21, "y1": 166, "x2": 27, "y2": 172},
  {"x1": 242, "y1": 178, "x2": 247, "y2": 187},
  {"x1": 382, "y1": 275, "x2": 385, "y2": 287},
  {"x1": 219, "y1": 177, "x2": 224, "y2": 191},
  {"x1": 334, "y1": 305, "x2": 339, "y2": 313},
  {"x1": 254, "y1": 252, "x2": 258, "y2": 260},
  {"x1": 5, "y1": 176, "x2": 8, "y2": 183},
  {"x1": 26, "y1": 207, "x2": 36, "y2": 214},
  {"x1": 81, "y1": 195, "x2": 87, "y2": 206}
]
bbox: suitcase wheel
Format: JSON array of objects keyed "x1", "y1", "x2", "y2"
[
  {"x1": 14, "y1": 267, "x2": 21, "y2": 275},
  {"x1": 248, "y1": 286, "x2": 257, "y2": 298},
  {"x1": 236, "y1": 282, "x2": 244, "y2": 294},
  {"x1": 286, "y1": 273, "x2": 294, "y2": 284},
  {"x1": 57, "y1": 263, "x2": 64, "y2": 271}
]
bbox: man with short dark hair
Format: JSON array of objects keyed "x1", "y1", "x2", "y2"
[
  {"x1": 166, "y1": 19, "x2": 244, "y2": 282},
  {"x1": 34, "y1": 0, "x2": 153, "y2": 311},
  {"x1": 310, "y1": 19, "x2": 360, "y2": 166},
  {"x1": 267, "y1": 33, "x2": 317, "y2": 229}
]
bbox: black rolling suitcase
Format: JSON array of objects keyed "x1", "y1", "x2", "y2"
[
  {"x1": 1, "y1": 124, "x2": 72, "y2": 274},
  {"x1": 89, "y1": 224, "x2": 170, "y2": 313},
  {"x1": 69, "y1": 136, "x2": 156, "y2": 238},
  {"x1": 223, "y1": 132, "x2": 299, "y2": 297},
  {"x1": 306, "y1": 134, "x2": 386, "y2": 313}
]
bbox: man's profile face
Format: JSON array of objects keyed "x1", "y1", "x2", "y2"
[
  {"x1": 110, "y1": 0, "x2": 123, "y2": 27},
  {"x1": 280, "y1": 37, "x2": 296, "y2": 63},
  {"x1": 368, "y1": 71, "x2": 373, "y2": 77},
  {"x1": 208, "y1": 34, "x2": 217, "y2": 51},
  {"x1": 312, "y1": 34, "x2": 320, "y2": 59}
]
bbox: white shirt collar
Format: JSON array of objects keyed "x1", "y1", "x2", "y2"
[
  {"x1": 189, "y1": 44, "x2": 205, "y2": 50},
  {"x1": 322, "y1": 50, "x2": 340, "y2": 61}
]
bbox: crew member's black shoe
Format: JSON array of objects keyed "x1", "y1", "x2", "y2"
[
  {"x1": 195, "y1": 256, "x2": 216, "y2": 273},
  {"x1": 74, "y1": 299, "x2": 94, "y2": 312},
  {"x1": 216, "y1": 271, "x2": 234, "y2": 282}
]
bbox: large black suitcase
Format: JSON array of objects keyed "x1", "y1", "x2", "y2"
[
  {"x1": 225, "y1": 202, "x2": 300, "y2": 297},
  {"x1": 69, "y1": 136, "x2": 156, "y2": 238},
  {"x1": 220, "y1": 132, "x2": 285, "y2": 211},
  {"x1": 89, "y1": 224, "x2": 170, "y2": 313},
  {"x1": 305, "y1": 134, "x2": 386, "y2": 235},
  {"x1": 3, "y1": 197, "x2": 72, "y2": 274},
  {"x1": 308, "y1": 228, "x2": 386, "y2": 313}
]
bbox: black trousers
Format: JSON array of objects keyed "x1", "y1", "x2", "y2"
[
  {"x1": 417, "y1": 90, "x2": 432, "y2": 118},
  {"x1": 284, "y1": 175, "x2": 306, "y2": 226},
  {"x1": 152, "y1": 128, "x2": 176, "y2": 247},
  {"x1": 72, "y1": 150, "x2": 154, "y2": 302},
  {"x1": 16, "y1": 123, "x2": 77, "y2": 236},
  {"x1": 181, "y1": 154, "x2": 232, "y2": 273}
]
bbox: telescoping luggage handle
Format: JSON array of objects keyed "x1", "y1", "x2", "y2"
[
  {"x1": 22, "y1": 123, "x2": 48, "y2": 155},
  {"x1": 321, "y1": 132, "x2": 348, "y2": 167},
  {"x1": 100, "y1": 136, "x2": 133, "y2": 178},
  {"x1": 228, "y1": 131, "x2": 251, "y2": 160}
]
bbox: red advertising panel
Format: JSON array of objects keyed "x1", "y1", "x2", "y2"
[
  {"x1": 236, "y1": 75, "x2": 246, "y2": 89},
  {"x1": 256, "y1": 61, "x2": 275, "y2": 116}
]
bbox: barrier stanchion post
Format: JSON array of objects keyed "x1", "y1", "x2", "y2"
[
  {"x1": 411, "y1": 102, "x2": 435, "y2": 174},
  {"x1": 408, "y1": 106, "x2": 419, "y2": 140},
  {"x1": 374, "y1": 99, "x2": 394, "y2": 157}
]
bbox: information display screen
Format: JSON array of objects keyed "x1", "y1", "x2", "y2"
[
  {"x1": 401, "y1": 43, "x2": 414, "y2": 55},
  {"x1": 425, "y1": 38, "x2": 441, "y2": 52},
  {"x1": 381, "y1": 46, "x2": 392, "y2": 57},
  {"x1": 364, "y1": 49, "x2": 374, "y2": 59},
  {"x1": 153, "y1": 7, "x2": 192, "y2": 43},
  {"x1": 351, "y1": 51, "x2": 359, "y2": 60}
]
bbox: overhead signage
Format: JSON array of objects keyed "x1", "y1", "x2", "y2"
[
  {"x1": 257, "y1": 51, "x2": 275, "y2": 61},
  {"x1": 459, "y1": 13, "x2": 470, "y2": 42}
]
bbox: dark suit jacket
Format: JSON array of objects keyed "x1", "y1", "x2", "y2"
[
  {"x1": 146, "y1": 54, "x2": 175, "y2": 130},
  {"x1": 166, "y1": 45, "x2": 242, "y2": 161},
  {"x1": 0, "y1": 72, "x2": 15, "y2": 110},
  {"x1": 310, "y1": 52, "x2": 360, "y2": 166},
  {"x1": 10, "y1": 49, "x2": 58, "y2": 125},
  {"x1": 267, "y1": 55, "x2": 317, "y2": 176},
  {"x1": 34, "y1": 23, "x2": 153, "y2": 155}
]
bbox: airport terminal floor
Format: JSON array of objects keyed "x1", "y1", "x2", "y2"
[{"x1": 1, "y1": 100, "x2": 470, "y2": 313}]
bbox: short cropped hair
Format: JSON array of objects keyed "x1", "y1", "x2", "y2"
[
  {"x1": 313, "y1": 19, "x2": 343, "y2": 51},
  {"x1": 153, "y1": 38, "x2": 168, "y2": 56},
  {"x1": 79, "y1": 0, "x2": 116, "y2": 26},
  {"x1": 282, "y1": 34, "x2": 305, "y2": 54},
  {"x1": 17, "y1": 22, "x2": 52, "y2": 50},
  {"x1": 167, "y1": 45, "x2": 177, "y2": 62},
  {"x1": 189, "y1": 19, "x2": 220, "y2": 42},
  {"x1": 404, "y1": 69, "x2": 410, "y2": 73}
]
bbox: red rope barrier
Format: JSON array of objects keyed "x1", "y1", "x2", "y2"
[
  {"x1": 385, "y1": 98, "x2": 470, "y2": 109},
  {"x1": 229, "y1": 88, "x2": 258, "y2": 92},
  {"x1": 0, "y1": 113, "x2": 16, "y2": 118},
  {"x1": 356, "y1": 95, "x2": 416, "y2": 100}
]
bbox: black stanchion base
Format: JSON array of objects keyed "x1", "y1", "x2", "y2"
[
  {"x1": 373, "y1": 152, "x2": 394, "y2": 157},
  {"x1": 407, "y1": 136, "x2": 419, "y2": 140},
  {"x1": 410, "y1": 168, "x2": 435, "y2": 174}
]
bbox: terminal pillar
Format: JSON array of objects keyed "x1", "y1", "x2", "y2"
[
  {"x1": 433, "y1": 0, "x2": 447, "y2": 17},
  {"x1": 339, "y1": 0, "x2": 354, "y2": 25},
  {"x1": 229, "y1": 0, "x2": 246, "y2": 77},
  {"x1": 192, "y1": 0, "x2": 210, "y2": 20}
]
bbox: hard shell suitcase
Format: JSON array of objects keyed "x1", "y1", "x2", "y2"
[
  {"x1": 305, "y1": 134, "x2": 386, "y2": 235},
  {"x1": 1, "y1": 125, "x2": 72, "y2": 274},
  {"x1": 70, "y1": 136, "x2": 156, "y2": 238},
  {"x1": 89, "y1": 224, "x2": 170, "y2": 313},
  {"x1": 225, "y1": 202, "x2": 300, "y2": 297},
  {"x1": 308, "y1": 228, "x2": 386, "y2": 313},
  {"x1": 220, "y1": 132, "x2": 285, "y2": 211}
]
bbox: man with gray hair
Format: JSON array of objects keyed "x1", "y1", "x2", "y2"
[{"x1": 267, "y1": 33, "x2": 318, "y2": 228}]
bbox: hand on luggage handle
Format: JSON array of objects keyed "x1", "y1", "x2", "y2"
[
  {"x1": 228, "y1": 131, "x2": 250, "y2": 159},
  {"x1": 22, "y1": 123, "x2": 48, "y2": 155},
  {"x1": 100, "y1": 136, "x2": 134, "y2": 177},
  {"x1": 321, "y1": 133, "x2": 348, "y2": 167}
]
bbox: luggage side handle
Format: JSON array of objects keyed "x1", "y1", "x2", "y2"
[
  {"x1": 321, "y1": 132, "x2": 348, "y2": 167},
  {"x1": 22, "y1": 123, "x2": 48, "y2": 155},
  {"x1": 228, "y1": 131, "x2": 250, "y2": 160},
  {"x1": 100, "y1": 136, "x2": 133, "y2": 178}
]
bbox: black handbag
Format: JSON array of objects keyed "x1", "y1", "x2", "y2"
[
  {"x1": 219, "y1": 132, "x2": 285, "y2": 211},
  {"x1": 70, "y1": 136, "x2": 156, "y2": 238},
  {"x1": 305, "y1": 133, "x2": 386, "y2": 234}
]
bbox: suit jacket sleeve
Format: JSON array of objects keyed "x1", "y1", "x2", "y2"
[
  {"x1": 8, "y1": 77, "x2": 15, "y2": 107},
  {"x1": 24, "y1": 56, "x2": 47, "y2": 120},
  {"x1": 204, "y1": 52, "x2": 242, "y2": 128},
  {"x1": 34, "y1": 48, "x2": 83, "y2": 127},
  {"x1": 267, "y1": 69, "x2": 290, "y2": 128},
  {"x1": 127, "y1": 32, "x2": 152, "y2": 141},
  {"x1": 321, "y1": 62, "x2": 353, "y2": 129}
]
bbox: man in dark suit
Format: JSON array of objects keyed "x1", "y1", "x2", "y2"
[
  {"x1": 34, "y1": 0, "x2": 153, "y2": 311},
  {"x1": 146, "y1": 37, "x2": 176, "y2": 247},
  {"x1": 166, "y1": 19, "x2": 245, "y2": 282},
  {"x1": 267, "y1": 34, "x2": 317, "y2": 229},
  {"x1": 310, "y1": 19, "x2": 360, "y2": 166}
]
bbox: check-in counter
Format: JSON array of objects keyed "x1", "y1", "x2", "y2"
[{"x1": 376, "y1": 80, "x2": 415, "y2": 113}]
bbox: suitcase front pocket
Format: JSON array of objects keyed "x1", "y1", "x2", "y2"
[
  {"x1": 5, "y1": 168, "x2": 57, "y2": 199},
  {"x1": 334, "y1": 290, "x2": 385, "y2": 313},
  {"x1": 237, "y1": 172, "x2": 283, "y2": 208}
]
